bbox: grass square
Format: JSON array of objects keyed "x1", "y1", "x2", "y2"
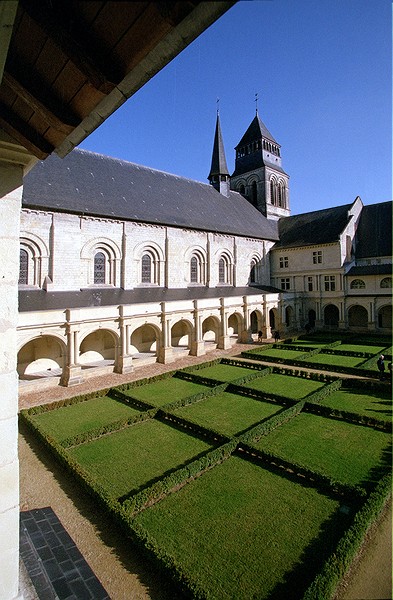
[
  {"x1": 317, "y1": 386, "x2": 392, "y2": 422},
  {"x1": 134, "y1": 455, "x2": 344, "y2": 599},
  {"x1": 120, "y1": 376, "x2": 210, "y2": 407},
  {"x1": 29, "y1": 396, "x2": 142, "y2": 442},
  {"x1": 171, "y1": 391, "x2": 281, "y2": 437},
  {"x1": 243, "y1": 372, "x2": 324, "y2": 399},
  {"x1": 69, "y1": 419, "x2": 213, "y2": 498},
  {"x1": 303, "y1": 354, "x2": 363, "y2": 368},
  {"x1": 253, "y1": 412, "x2": 391, "y2": 486},
  {"x1": 190, "y1": 363, "x2": 261, "y2": 382}
]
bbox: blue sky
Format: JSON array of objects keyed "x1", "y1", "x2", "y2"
[{"x1": 80, "y1": 0, "x2": 392, "y2": 216}]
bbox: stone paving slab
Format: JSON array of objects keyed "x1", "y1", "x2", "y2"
[{"x1": 20, "y1": 507, "x2": 110, "y2": 600}]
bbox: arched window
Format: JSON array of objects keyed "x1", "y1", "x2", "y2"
[
  {"x1": 218, "y1": 255, "x2": 232, "y2": 285},
  {"x1": 381, "y1": 277, "x2": 392, "y2": 288},
  {"x1": 251, "y1": 181, "x2": 257, "y2": 206},
  {"x1": 250, "y1": 259, "x2": 257, "y2": 284},
  {"x1": 94, "y1": 251, "x2": 106, "y2": 284},
  {"x1": 270, "y1": 178, "x2": 277, "y2": 206},
  {"x1": 19, "y1": 249, "x2": 29, "y2": 285},
  {"x1": 142, "y1": 254, "x2": 152, "y2": 283},
  {"x1": 190, "y1": 253, "x2": 205, "y2": 284},
  {"x1": 278, "y1": 181, "x2": 286, "y2": 208},
  {"x1": 239, "y1": 184, "x2": 245, "y2": 195},
  {"x1": 350, "y1": 279, "x2": 365, "y2": 289}
]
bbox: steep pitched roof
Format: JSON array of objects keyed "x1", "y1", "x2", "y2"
[
  {"x1": 235, "y1": 114, "x2": 278, "y2": 148},
  {"x1": 273, "y1": 203, "x2": 355, "y2": 249},
  {"x1": 354, "y1": 201, "x2": 392, "y2": 258},
  {"x1": 22, "y1": 148, "x2": 279, "y2": 241},
  {"x1": 208, "y1": 114, "x2": 229, "y2": 178}
]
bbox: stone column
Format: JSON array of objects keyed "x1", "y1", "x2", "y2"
[
  {"x1": 0, "y1": 123, "x2": 35, "y2": 599},
  {"x1": 61, "y1": 310, "x2": 82, "y2": 386},
  {"x1": 190, "y1": 299, "x2": 205, "y2": 356},
  {"x1": 157, "y1": 302, "x2": 173, "y2": 363},
  {"x1": 240, "y1": 295, "x2": 253, "y2": 342},
  {"x1": 217, "y1": 297, "x2": 231, "y2": 349},
  {"x1": 115, "y1": 306, "x2": 133, "y2": 373}
]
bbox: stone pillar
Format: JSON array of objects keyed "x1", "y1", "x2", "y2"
[
  {"x1": 61, "y1": 310, "x2": 82, "y2": 386},
  {"x1": 0, "y1": 124, "x2": 35, "y2": 599},
  {"x1": 240, "y1": 295, "x2": 253, "y2": 342},
  {"x1": 115, "y1": 307, "x2": 133, "y2": 373},
  {"x1": 218, "y1": 297, "x2": 231, "y2": 349},
  {"x1": 190, "y1": 299, "x2": 205, "y2": 356},
  {"x1": 157, "y1": 302, "x2": 173, "y2": 363}
]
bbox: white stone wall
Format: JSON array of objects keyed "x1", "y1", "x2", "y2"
[{"x1": 19, "y1": 210, "x2": 273, "y2": 291}]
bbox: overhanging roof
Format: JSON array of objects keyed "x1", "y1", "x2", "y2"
[{"x1": 0, "y1": 1, "x2": 235, "y2": 160}]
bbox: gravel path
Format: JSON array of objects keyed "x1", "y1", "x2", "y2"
[{"x1": 19, "y1": 342, "x2": 392, "y2": 599}]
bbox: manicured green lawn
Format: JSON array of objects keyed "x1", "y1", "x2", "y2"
[
  {"x1": 317, "y1": 387, "x2": 392, "y2": 422},
  {"x1": 69, "y1": 419, "x2": 213, "y2": 498},
  {"x1": 30, "y1": 396, "x2": 141, "y2": 442},
  {"x1": 243, "y1": 372, "x2": 324, "y2": 399},
  {"x1": 336, "y1": 344, "x2": 386, "y2": 354},
  {"x1": 120, "y1": 377, "x2": 210, "y2": 407},
  {"x1": 253, "y1": 412, "x2": 391, "y2": 486},
  {"x1": 171, "y1": 391, "x2": 281, "y2": 437},
  {"x1": 285, "y1": 341, "x2": 328, "y2": 348},
  {"x1": 303, "y1": 354, "x2": 363, "y2": 368},
  {"x1": 190, "y1": 363, "x2": 261, "y2": 382},
  {"x1": 134, "y1": 455, "x2": 342, "y2": 600},
  {"x1": 253, "y1": 348, "x2": 308, "y2": 359}
]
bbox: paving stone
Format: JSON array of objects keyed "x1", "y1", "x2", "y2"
[{"x1": 20, "y1": 508, "x2": 110, "y2": 600}]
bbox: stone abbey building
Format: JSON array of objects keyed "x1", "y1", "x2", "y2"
[{"x1": 18, "y1": 112, "x2": 392, "y2": 389}]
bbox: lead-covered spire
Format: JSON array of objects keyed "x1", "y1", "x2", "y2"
[{"x1": 208, "y1": 112, "x2": 230, "y2": 196}]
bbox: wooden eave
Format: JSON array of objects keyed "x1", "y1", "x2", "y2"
[{"x1": 0, "y1": 1, "x2": 235, "y2": 160}]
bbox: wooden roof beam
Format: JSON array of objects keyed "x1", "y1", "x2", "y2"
[
  {"x1": 3, "y1": 72, "x2": 74, "y2": 135},
  {"x1": 19, "y1": 0, "x2": 118, "y2": 94},
  {"x1": 0, "y1": 103, "x2": 54, "y2": 159}
]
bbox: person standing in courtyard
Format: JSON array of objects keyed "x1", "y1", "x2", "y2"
[{"x1": 377, "y1": 354, "x2": 385, "y2": 380}]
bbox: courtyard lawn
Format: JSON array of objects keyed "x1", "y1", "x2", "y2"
[
  {"x1": 243, "y1": 372, "x2": 325, "y2": 399},
  {"x1": 133, "y1": 455, "x2": 343, "y2": 600},
  {"x1": 119, "y1": 377, "x2": 210, "y2": 407},
  {"x1": 29, "y1": 396, "x2": 142, "y2": 442},
  {"x1": 302, "y1": 353, "x2": 364, "y2": 368},
  {"x1": 285, "y1": 340, "x2": 328, "y2": 348},
  {"x1": 69, "y1": 419, "x2": 213, "y2": 498},
  {"x1": 253, "y1": 412, "x2": 391, "y2": 487},
  {"x1": 253, "y1": 348, "x2": 309, "y2": 359},
  {"x1": 317, "y1": 387, "x2": 392, "y2": 422},
  {"x1": 171, "y1": 391, "x2": 281, "y2": 437},
  {"x1": 335, "y1": 344, "x2": 387, "y2": 354},
  {"x1": 189, "y1": 363, "x2": 261, "y2": 382}
]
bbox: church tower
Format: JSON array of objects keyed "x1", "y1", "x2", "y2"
[
  {"x1": 230, "y1": 111, "x2": 290, "y2": 220},
  {"x1": 208, "y1": 113, "x2": 230, "y2": 197}
]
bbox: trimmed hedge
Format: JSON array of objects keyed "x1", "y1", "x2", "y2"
[
  {"x1": 304, "y1": 402, "x2": 392, "y2": 432},
  {"x1": 302, "y1": 474, "x2": 392, "y2": 600},
  {"x1": 24, "y1": 387, "x2": 111, "y2": 415},
  {"x1": 237, "y1": 443, "x2": 366, "y2": 502}
]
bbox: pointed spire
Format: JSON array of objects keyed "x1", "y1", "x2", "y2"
[{"x1": 208, "y1": 112, "x2": 230, "y2": 196}]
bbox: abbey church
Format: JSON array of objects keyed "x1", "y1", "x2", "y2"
[{"x1": 18, "y1": 112, "x2": 392, "y2": 389}]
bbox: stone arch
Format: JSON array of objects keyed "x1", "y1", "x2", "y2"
[
  {"x1": 134, "y1": 241, "x2": 164, "y2": 285},
  {"x1": 217, "y1": 250, "x2": 233, "y2": 285},
  {"x1": 250, "y1": 309, "x2": 263, "y2": 334},
  {"x1": 202, "y1": 316, "x2": 220, "y2": 343},
  {"x1": 17, "y1": 335, "x2": 66, "y2": 378},
  {"x1": 269, "y1": 308, "x2": 278, "y2": 331},
  {"x1": 324, "y1": 304, "x2": 339, "y2": 329},
  {"x1": 378, "y1": 305, "x2": 392, "y2": 329},
  {"x1": 19, "y1": 233, "x2": 49, "y2": 287},
  {"x1": 348, "y1": 304, "x2": 368, "y2": 328},
  {"x1": 249, "y1": 254, "x2": 262, "y2": 284},
  {"x1": 79, "y1": 328, "x2": 118, "y2": 365},
  {"x1": 171, "y1": 319, "x2": 193, "y2": 349},
  {"x1": 130, "y1": 324, "x2": 160, "y2": 355},
  {"x1": 185, "y1": 246, "x2": 207, "y2": 285},
  {"x1": 228, "y1": 312, "x2": 242, "y2": 339},
  {"x1": 285, "y1": 305, "x2": 294, "y2": 328}
]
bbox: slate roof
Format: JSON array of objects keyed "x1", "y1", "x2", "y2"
[
  {"x1": 273, "y1": 203, "x2": 355, "y2": 249},
  {"x1": 345, "y1": 264, "x2": 392, "y2": 277},
  {"x1": 235, "y1": 114, "x2": 278, "y2": 148},
  {"x1": 19, "y1": 285, "x2": 281, "y2": 313},
  {"x1": 22, "y1": 149, "x2": 278, "y2": 241},
  {"x1": 354, "y1": 201, "x2": 392, "y2": 258}
]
